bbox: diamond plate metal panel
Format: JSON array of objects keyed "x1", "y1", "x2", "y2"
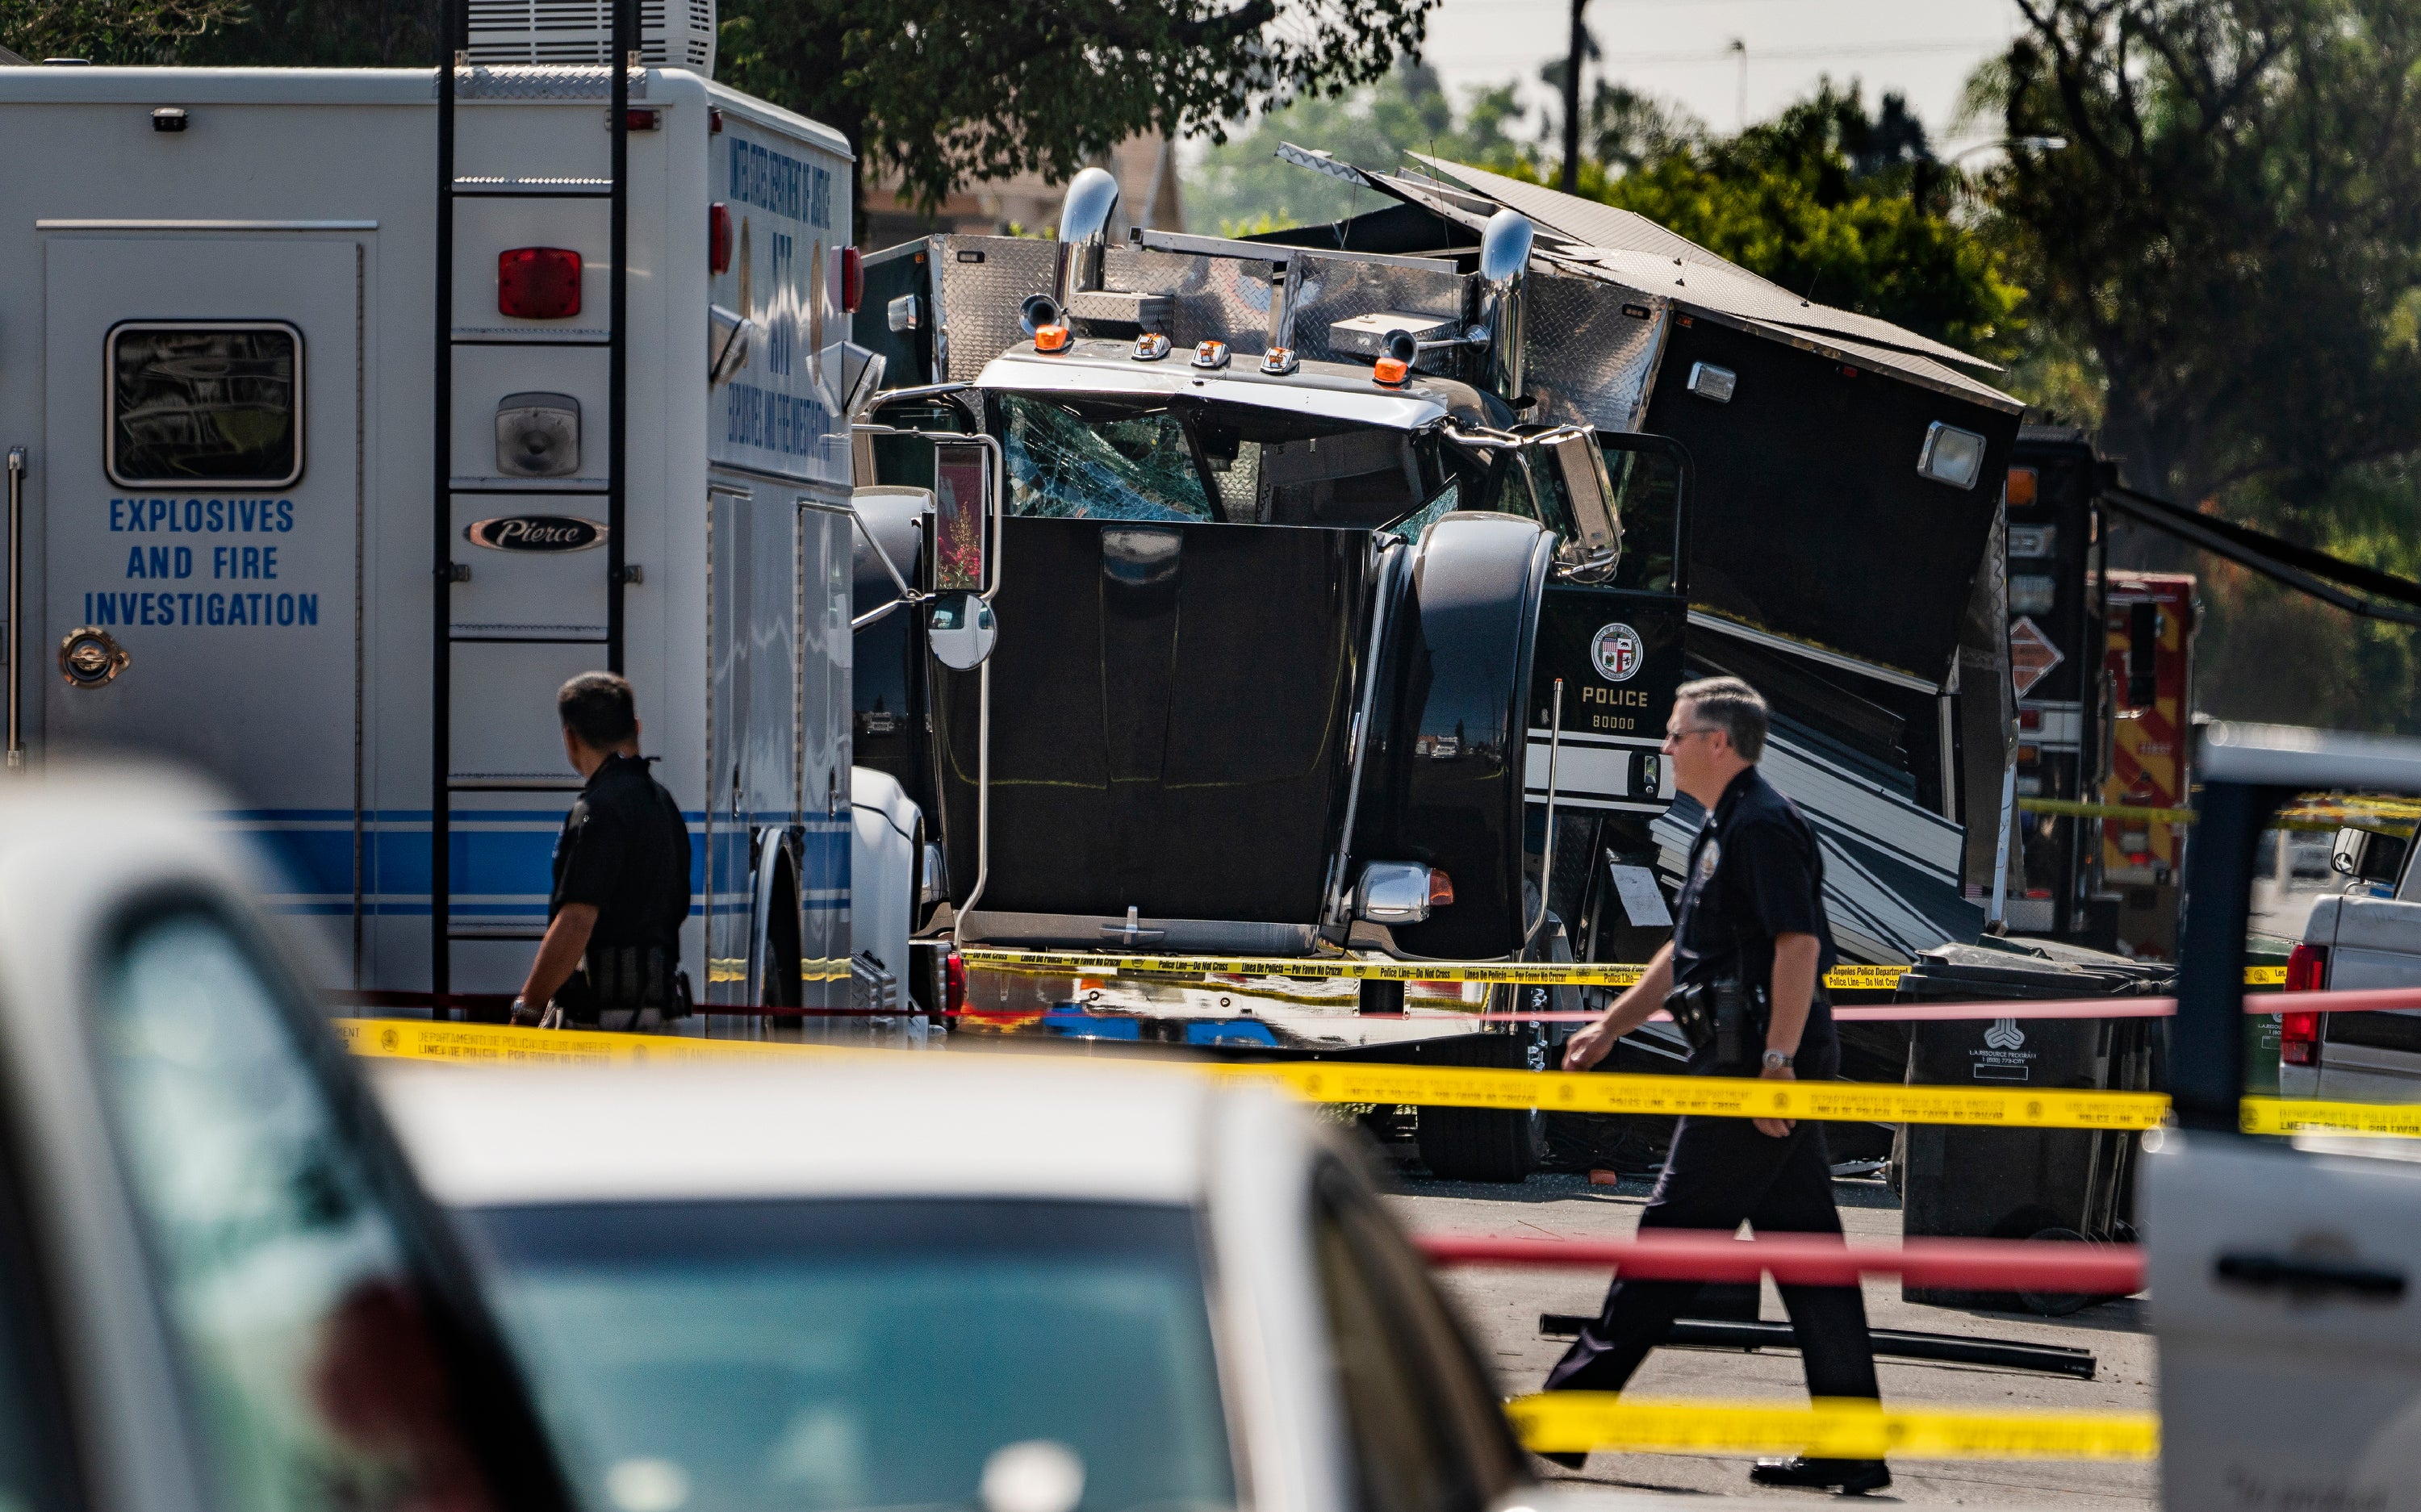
[
  {"x1": 1099, "y1": 247, "x2": 1471, "y2": 368},
  {"x1": 446, "y1": 63, "x2": 648, "y2": 99},
  {"x1": 1524, "y1": 274, "x2": 1668, "y2": 432},
  {"x1": 1100, "y1": 246, "x2": 1284, "y2": 355},
  {"x1": 1286, "y1": 254, "x2": 1467, "y2": 367},
  {"x1": 934, "y1": 236, "x2": 1059, "y2": 381}
]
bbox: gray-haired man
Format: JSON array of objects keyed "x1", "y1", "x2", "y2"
[{"x1": 1541, "y1": 675, "x2": 1884, "y2": 1495}]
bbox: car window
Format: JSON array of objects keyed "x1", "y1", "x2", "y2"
[
  {"x1": 470, "y1": 1197, "x2": 1236, "y2": 1512},
  {"x1": 90, "y1": 906, "x2": 497, "y2": 1512},
  {"x1": 1311, "y1": 1163, "x2": 1522, "y2": 1512},
  {"x1": 0, "y1": 1096, "x2": 81, "y2": 1512}
]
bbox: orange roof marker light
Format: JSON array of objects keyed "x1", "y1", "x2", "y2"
[
  {"x1": 1132, "y1": 332, "x2": 1172, "y2": 361},
  {"x1": 1033, "y1": 324, "x2": 1072, "y2": 353},
  {"x1": 1193, "y1": 339, "x2": 1230, "y2": 370},
  {"x1": 1261, "y1": 345, "x2": 1298, "y2": 376},
  {"x1": 1373, "y1": 354, "x2": 1411, "y2": 386}
]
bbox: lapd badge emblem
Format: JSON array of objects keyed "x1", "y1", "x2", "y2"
[{"x1": 1592, "y1": 621, "x2": 1644, "y2": 682}]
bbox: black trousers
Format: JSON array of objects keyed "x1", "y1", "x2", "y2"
[{"x1": 1544, "y1": 1113, "x2": 1880, "y2": 1402}]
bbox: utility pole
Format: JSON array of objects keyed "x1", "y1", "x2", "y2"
[{"x1": 1560, "y1": 0, "x2": 1587, "y2": 193}]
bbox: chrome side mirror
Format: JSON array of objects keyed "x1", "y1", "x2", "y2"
[
  {"x1": 1543, "y1": 430, "x2": 1621, "y2": 583},
  {"x1": 2333, "y1": 827, "x2": 2362, "y2": 876},
  {"x1": 933, "y1": 439, "x2": 993, "y2": 592},
  {"x1": 929, "y1": 591, "x2": 998, "y2": 671},
  {"x1": 709, "y1": 303, "x2": 758, "y2": 387},
  {"x1": 1355, "y1": 861, "x2": 1444, "y2": 925}
]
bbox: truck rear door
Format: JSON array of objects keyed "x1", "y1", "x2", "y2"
[
  {"x1": 2154, "y1": 730, "x2": 2421, "y2": 1510},
  {"x1": 40, "y1": 232, "x2": 362, "y2": 916}
]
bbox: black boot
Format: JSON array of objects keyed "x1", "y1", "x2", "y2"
[{"x1": 1749, "y1": 1457, "x2": 1892, "y2": 1494}]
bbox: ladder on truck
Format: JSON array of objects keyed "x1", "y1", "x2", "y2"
[{"x1": 429, "y1": 0, "x2": 638, "y2": 1012}]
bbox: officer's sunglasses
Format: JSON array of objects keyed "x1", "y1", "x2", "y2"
[{"x1": 1664, "y1": 724, "x2": 1725, "y2": 744}]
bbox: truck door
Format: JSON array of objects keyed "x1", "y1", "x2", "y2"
[
  {"x1": 40, "y1": 235, "x2": 361, "y2": 900},
  {"x1": 1524, "y1": 432, "x2": 1687, "y2": 950},
  {"x1": 2155, "y1": 743, "x2": 2421, "y2": 1510}
]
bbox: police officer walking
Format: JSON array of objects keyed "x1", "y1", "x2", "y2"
[
  {"x1": 512, "y1": 672, "x2": 694, "y2": 1031},
  {"x1": 1541, "y1": 675, "x2": 1884, "y2": 1495}
]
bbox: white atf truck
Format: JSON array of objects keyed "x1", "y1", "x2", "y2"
[{"x1": 0, "y1": 27, "x2": 917, "y2": 1021}]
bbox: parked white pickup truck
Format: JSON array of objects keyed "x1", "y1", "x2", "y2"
[{"x1": 2277, "y1": 823, "x2": 2418, "y2": 1098}]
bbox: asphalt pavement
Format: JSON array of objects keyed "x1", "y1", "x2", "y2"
[{"x1": 1383, "y1": 1167, "x2": 2157, "y2": 1508}]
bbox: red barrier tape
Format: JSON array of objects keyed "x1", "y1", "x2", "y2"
[
  {"x1": 333, "y1": 984, "x2": 2421, "y2": 1025},
  {"x1": 1453, "y1": 984, "x2": 2421, "y2": 1025},
  {"x1": 1416, "y1": 1231, "x2": 2146, "y2": 1294}
]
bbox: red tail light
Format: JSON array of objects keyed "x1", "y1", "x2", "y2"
[
  {"x1": 2283, "y1": 943, "x2": 2327, "y2": 1067},
  {"x1": 2286, "y1": 942, "x2": 2328, "y2": 993},
  {"x1": 944, "y1": 950, "x2": 966, "y2": 1017},
  {"x1": 709, "y1": 203, "x2": 732, "y2": 275},
  {"x1": 2282, "y1": 1012, "x2": 2322, "y2": 1066},
  {"x1": 497, "y1": 247, "x2": 583, "y2": 320},
  {"x1": 839, "y1": 246, "x2": 863, "y2": 314}
]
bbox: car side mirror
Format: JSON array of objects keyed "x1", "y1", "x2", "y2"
[
  {"x1": 2333, "y1": 827, "x2": 2365, "y2": 876},
  {"x1": 928, "y1": 591, "x2": 997, "y2": 670},
  {"x1": 1543, "y1": 429, "x2": 1620, "y2": 583}
]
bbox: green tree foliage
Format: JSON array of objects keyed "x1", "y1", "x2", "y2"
[
  {"x1": 1976, "y1": 0, "x2": 2421, "y2": 733},
  {"x1": 2, "y1": 0, "x2": 245, "y2": 62},
  {"x1": 191, "y1": 0, "x2": 430, "y2": 66},
  {"x1": 1988, "y1": 0, "x2": 2421, "y2": 509},
  {"x1": 718, "y1": 0, "x2": 1434, "y2": 223},
  {"x1": 1186, "y1": 59, "x2": 1525, "y2": 236}
]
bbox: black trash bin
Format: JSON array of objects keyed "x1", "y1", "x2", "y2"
[{"x1": 1894, "y1": 940, "x2": 2171, "y2": 1310}]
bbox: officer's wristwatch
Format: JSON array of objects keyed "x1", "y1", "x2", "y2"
[{"x1": 1761, "y1": 1048, "x2": 1795, "y2": 1071}]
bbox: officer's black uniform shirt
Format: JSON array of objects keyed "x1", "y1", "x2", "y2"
[
  {"x1": 1670, "y1": 764, "x2": 1840, "y2": 1076},
  {"x1": 550, "y1": 752, "x2": 692, "y2": 957}
]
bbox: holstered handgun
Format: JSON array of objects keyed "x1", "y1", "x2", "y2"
[
  {"x1": 564, "y1": 944, "x2": 682, "y2": 1021},
  {"x1": 1663, "y1": 977, "x2": 1771, "y2": 1071}
]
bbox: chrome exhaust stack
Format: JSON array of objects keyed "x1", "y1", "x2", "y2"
[
  {"x1": 1475, "y1": 208, "x2": 1534, "y2": 402},
  {"x1": 1052, "y1": 166, "x2": 1122, "y2": 311}
]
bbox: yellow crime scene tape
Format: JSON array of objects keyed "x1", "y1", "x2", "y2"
[
  {"x1": 2018, "y1": 796, "x2": 2421, "y2": 836},
  {"x1": 2017, "y1": 797, "x2": 2197, "y2": 825},
  {"x1": 961, "y1": 947, "x2": 2283, "y2": 991},
  {"x1": 1506, "y1": 1393, "x2": 2158, "y2": 1461},
  {"x1": 957, "y1": 948, "x2": 1913, "y2": 992},
  {"x1": 2240, "y1": 1097, "x2": 2421, "y2": 1138},
  {"x1": 336, "y1": 1018, "x2": 2166, "y2": 1129}
]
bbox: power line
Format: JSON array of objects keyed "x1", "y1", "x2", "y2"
[{"x1": 1443, "y1": 38, "x2": 2009, "y2": 66}]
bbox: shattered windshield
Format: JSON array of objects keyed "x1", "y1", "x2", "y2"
[
  {"x1": 1000, "y1": 399, "x2": 1215, "y2": 524},
  {"x1": 993, "y1": 392, "x2": 1456, "y2": 530}
]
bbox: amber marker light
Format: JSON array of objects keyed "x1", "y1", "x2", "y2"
[
  {"x1": 1033, "y1": 324, "x2": 1072, "y2": 353},
  {"x1": 1374, "y1": 355, "x2": 1411, "y2": 386}
]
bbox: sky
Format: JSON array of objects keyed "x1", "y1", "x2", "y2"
[{"x1": 1407, "y1": 0, "x2": 2023, "y2": 152}]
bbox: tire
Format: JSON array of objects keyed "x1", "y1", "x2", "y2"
[
  {"x1": 759, "y1": 849, "x2": 803, "y2": 1011},
  {"x1": 2018, "y1": 1226, "x2": 2101, "y2": 1317},
  {"x1": 1416, "y1": 1032, "x2": 1548, "y2": 1183}
]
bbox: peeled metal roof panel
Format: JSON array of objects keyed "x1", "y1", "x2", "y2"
[
  {"x1": 1570, "y1": 246, "x2": 2019, "y2": 407},
  {"x1": 1406, "y1": 153, "x2": 2003, "y2": 374}
]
